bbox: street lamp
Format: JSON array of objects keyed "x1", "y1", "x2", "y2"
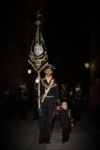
[
  {"x1": 85, "y1": 63, "x2": 91, "y2": 69},
  {"x1": 28, "y1": 69, "x2": 32, "y2": 74}
]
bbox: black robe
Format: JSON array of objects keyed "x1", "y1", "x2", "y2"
[{"x1": 34, "y1": 77, "x2": 61, "y2": 142}]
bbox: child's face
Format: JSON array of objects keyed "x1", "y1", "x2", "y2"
[{"x1": 61, "y1": 102, "x2": 68, "y2": 110}]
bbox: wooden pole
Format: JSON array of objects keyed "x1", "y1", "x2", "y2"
[{"x1": 38, "y1": 71, "x2": 40, "y2": 110}]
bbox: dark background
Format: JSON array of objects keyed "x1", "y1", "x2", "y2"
[
  {"x1": 43, "y1": 0, "x2": 99, "y2": 64},
  {"x1": 0, "y1": 0, "x2": 99, "y2": 87},
  {"x1": 0, "y1": 0, "x2": 99, "y2": 63}
]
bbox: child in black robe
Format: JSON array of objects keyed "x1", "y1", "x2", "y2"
[{"x1": 58, "y1": 100, "x2": 74, "y2": 143}]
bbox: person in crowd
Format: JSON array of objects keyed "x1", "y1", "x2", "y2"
[
  {"x1": 15, "y1": 88, "x2": 22, "y2": 114},
  {"x1": 74, "y1": 82, "x2": 83, "y2": 122},
  {"x1": 20, "y1": 82, "x2": 29, "y2": 120},
  {"x1": 89, "y1": 74, "x2": 100, "y2": 134},
  {"x1": 0, "y1": 91, "x2": 3, "y2": 119},
  {"x1": 60, "y1": 83, "x2": 69, "y2": 101},
  {"x1": 10, "y1": 87, "x2": 16, "y2": 117},
  {"x1": 68, "y1": 85, "x2": 75, "y2": 118},
  {"x1": 3, "y1": 87, "x2": 12, "y2": 120},
  {"x1": 82, "y1": 86, "x2": 89, "y2": 111},
  {"x1": 34, "y1": 64, "x2": 61, "y2": 144},
  {"x1": 32, "y1": 88, "x2": 39, "y2": 120},
  {"x1": 57, "y1": 100, "x2": 74, "y2": 143}
]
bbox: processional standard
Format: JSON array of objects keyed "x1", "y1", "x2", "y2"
[{"x1": 28, "y1": 11, "x2": 49, "y2": 110}]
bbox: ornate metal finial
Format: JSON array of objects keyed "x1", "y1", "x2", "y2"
[{"x1": 35, "y1": 10, "x2": 41, "y2": 26}]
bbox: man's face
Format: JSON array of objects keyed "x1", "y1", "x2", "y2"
[
  {"x1": 61, "y1": 102, "x2": 68, "y2": 110},
  {"x1": 44, "y1": 69, "x2": 53, "y2": 76}
]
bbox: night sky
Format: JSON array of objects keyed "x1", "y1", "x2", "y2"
[
  {"x1": 43, "y1": 0, "x2": 99, "y2": 64},
  {"x1": 0, "y1": 0, "x2": 99, "y2": 65}
]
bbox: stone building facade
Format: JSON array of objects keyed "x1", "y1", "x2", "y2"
[{"x1": 87, "y1": 4, "x2": 100, "y2": 81}]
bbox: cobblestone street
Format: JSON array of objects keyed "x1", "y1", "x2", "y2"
[{"x1": 0, "y1": 108, "x2": 100, "y2": 150}]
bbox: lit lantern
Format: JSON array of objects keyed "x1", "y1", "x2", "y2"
[
  {"x1": 28, "y1": 69, "x2": 32, "y2": 74},
  {"x1": 85, "y1": 63, "x2": 90, "y2": 68}
]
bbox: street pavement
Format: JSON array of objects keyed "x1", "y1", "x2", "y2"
[{"x1": 0, "y1": 108, "x2": 100, "y2": 150}]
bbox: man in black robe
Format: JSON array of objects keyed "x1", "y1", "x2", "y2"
[{"x1": 34, "y1": 64, "x2": 61, "y2": 144}]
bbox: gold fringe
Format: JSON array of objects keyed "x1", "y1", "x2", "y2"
[{"x1": 28, "y1": 60, "x2": 49, "y2": 73}]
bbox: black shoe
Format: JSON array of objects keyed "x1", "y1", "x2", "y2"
[
  {"x1": 44, "y1": 141, "x2": 50, "y2": 144},
  {"x1": 32, "y1": 117, "x2": 38, "y2": 121},
  {"x1": 39, "y1": 142, "x2": 44, "y2": 144},
  {"x1": 62, "y1": 140, "x2": 65, "y2": 143}
]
